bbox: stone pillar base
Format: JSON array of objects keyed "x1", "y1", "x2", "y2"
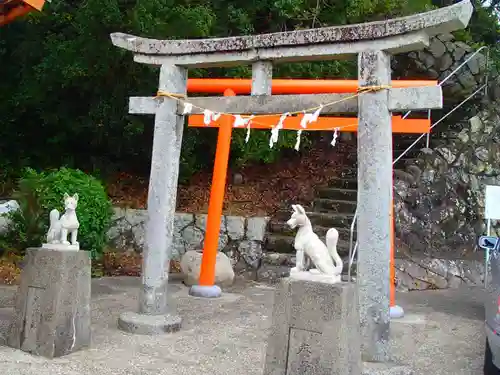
[
  {"x1": 7, "y1": 248, "x2": 91, "y2": 358},
  {"x1": 263, "y1": 278, "x2": 361, "y2": 375},
  {"x1": 118, "y1": 312, "x2": 181, "y2": 335}
]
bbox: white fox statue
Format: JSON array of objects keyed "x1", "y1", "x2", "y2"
[
  {"x1": 286, "y1": 204, "x2": 343, "y2": 280},
  {"x1": 45, "y1": 193, "x2": 80, "y2": 250}
]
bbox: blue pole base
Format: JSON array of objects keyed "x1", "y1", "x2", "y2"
[{"x1": 189, "y1": 284, "x2": 222, "y2": 298}]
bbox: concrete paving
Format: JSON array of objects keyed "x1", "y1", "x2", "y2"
[{"x1": 0, "y1": 276, "x2": 486, "y2": 375}]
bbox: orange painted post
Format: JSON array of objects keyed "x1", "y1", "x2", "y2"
[
  {"x1": 191, "y1": 89, "x2": 236, "y2": 296},
  {"x1": 389, "y1": 172, "x2": 404, "y2": 318},
  {"x1": 23, "y1": 0, "x2": 46, "y2": 11},
  {"x1": 187, "y1": 79, "x2": 437, "y2": 95},
  {"x1": 189, "y1": 115, "x2": 431, "y2": 134},
  {"x1": 390, "y1": 200, "x2": 395, "y2": 307}
]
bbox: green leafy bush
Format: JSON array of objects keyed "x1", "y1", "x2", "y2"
[{"x1": 0, "y1": 168, "x2": 113, "y2": 259}]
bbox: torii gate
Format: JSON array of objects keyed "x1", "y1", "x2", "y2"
[{"x1": 111, "y1": 0, "x2": 472, "y2": 362}]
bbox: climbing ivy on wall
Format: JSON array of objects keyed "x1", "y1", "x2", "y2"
[{"x1": 0, "y1": 0, "x2": 497, "y2": 183}]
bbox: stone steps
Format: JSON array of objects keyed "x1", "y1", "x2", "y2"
[
  {"x1": 273, "y1": 210, "x2": 355, "y2": 229},
  {"x1": 338, "y1": 169, "x2": 357, "y2": 179},
  {"x1": 316, "y1": 187, "x2": 357, "y2": 201},
  {"x1": 265, "y1": 233, "x2": 351, "y2": 255},
  {"x1": 312, "y1": 198, "x2": 356, "y2": 215},
  {"x1": 268, "y1": 221, "x2": 356, "y2": 241},
  {"x1": 328, "y1": 177, "x2": 358, "y2": 190}
]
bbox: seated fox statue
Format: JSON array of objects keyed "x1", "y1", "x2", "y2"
[
  {"x1": 286, "y1": 204, "x2": 343, "y2": 281},
  {"x1": 43, "y1": 193, "x2": 80, "y2": 251}
]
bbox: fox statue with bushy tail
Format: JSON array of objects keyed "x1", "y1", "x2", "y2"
[
  {"x1": 46, "y1": 193, "x2": 80, "y2": 247},
  {"x1": 286, "y1": 204, "x2": 343, "y2": 276}
]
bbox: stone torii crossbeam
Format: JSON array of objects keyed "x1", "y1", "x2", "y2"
[{"x1": 110, "y1": 0, "x2": 473, "y2": 361}]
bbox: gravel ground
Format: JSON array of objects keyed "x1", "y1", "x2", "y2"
[{"x1": 0, "y1": 277, "x2": 486, "y2": 375}]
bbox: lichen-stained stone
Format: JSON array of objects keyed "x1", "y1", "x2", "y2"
[
  {"x1": 237, "y1": 240, "x2": 263, "y2": 269},
  {"x1": 195, "y1": 214, "x2": 226, "y2": 235},
  {"x1": 181, "y1": 226, "x2": 204, "y2": 252}
]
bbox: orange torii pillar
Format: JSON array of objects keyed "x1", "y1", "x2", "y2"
[
  {"x1": 187, "y1": 79, "x2": 434, "y2": 310},
  {"x1": 194, "y1": 88, "x2": 237, "y2": 290}
]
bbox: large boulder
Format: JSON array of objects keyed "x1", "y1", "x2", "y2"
[{"x1": 180, "y1": 250, "x2": 235, "y2": 287}]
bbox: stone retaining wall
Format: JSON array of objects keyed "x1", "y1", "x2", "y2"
[
  {"x1": 1, "y1": 207, "x2": 488, "y2": 291},
  {"x1": 108, "y1": 208, "x2": 269, "y2": 270},
  {"x1": 394, "y1": 107, "x2": 500, "y2": 258},
  {"x1": 395, "y1": 257, "x2": 484, "y2": 291},
  {"x1": 108, "y1": 205, "x2": 487, "y2": 290}
]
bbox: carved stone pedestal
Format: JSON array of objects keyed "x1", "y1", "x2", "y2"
[
  {"x1": 7, "y1": 248, "x2": 91, "y2": 358},
  {"x1": 263, "y1": 278, "x2": 361, "y2": 375}
]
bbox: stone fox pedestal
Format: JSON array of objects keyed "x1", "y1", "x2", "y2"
[
  {"x1": 264, "y1": 278, "x2": 361, "y2": 375},
  {"x1": 7, "y1": 248, "x2": 91, "y2": 358}
]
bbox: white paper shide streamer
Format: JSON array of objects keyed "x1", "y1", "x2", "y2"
[
  {"x1": 234, "y1": 115, "x2": 253, "y2": 128},
  {"x1": 294, "y1": 129, "x2": 303, "y2": 151},
  {"x1": 299, "y1": 105, "x2": 323, "y2": 128},
  {"x1": 331, "y1": 127, "x2": 340, "y2": 147},
  {"x1": 300, "y1": 112, "x2": 314, "y2": 129},
  {"x1": 231, "y1": 115, "x2": 253, "y2": 143},
  {"x1": 269, "y1": 112, "x2": 289, "y2": 148},
  {"x1": 245, "y1": 116, "x2": 255, "y2": 143},
  {"x1": 203, "y1": 109, "x2": 213, "y2": 125},
  {"x1": 203, "y1": 109, "x2": 222, "y2": 125},
  {"x1": 182, "y1": 102, "x2": 193, "y2": 115},
  {"x1": 180, "y1": 102, "x2": 329, "y2": 150}
]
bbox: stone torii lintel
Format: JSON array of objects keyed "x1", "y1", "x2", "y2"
[
  {"x1": 128, "y1": 86, "x2": 443, "y2": 116},
  {"x1": 110, "y1": 0, "x2": 472, "y2": 67},
  {"x1": 131, "y1": 33, "x2": 431, "y2": 68}
]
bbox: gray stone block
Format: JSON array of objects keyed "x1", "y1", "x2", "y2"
[
  {"x1": 7, "y1": 248, "x2": 91, "y2": 358},
  {"x1": 226, "y1": 216, "x2": 245, "y2": 240},
  {"x1": 263, "y1": 279, "x2": 361, "y2": 375},
  {"x1": 247, "y1": 217, "x2": 268, "y2": 241}
]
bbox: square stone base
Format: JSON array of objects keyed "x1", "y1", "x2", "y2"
[
  {"x1": 42, "y1": 243, "x2": 80, "y2": 251},
  {"x1": 7, "y1": 248, "x2": 91, "y2": 358},
  {"x1": 263, "y1": 278, "x2": 361, "y2": 375}
]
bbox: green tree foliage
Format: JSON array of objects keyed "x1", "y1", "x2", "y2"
[
  {"x1": 0, "y1": 168, "x2": 113, "y2": 259},
  {"x1": 0, "y1": 0, "x2": 497, "y2": 182}
]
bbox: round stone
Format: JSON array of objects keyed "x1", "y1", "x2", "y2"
[{"x1": 180, "y1": 250, "x2": 235, "y2": 287}]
